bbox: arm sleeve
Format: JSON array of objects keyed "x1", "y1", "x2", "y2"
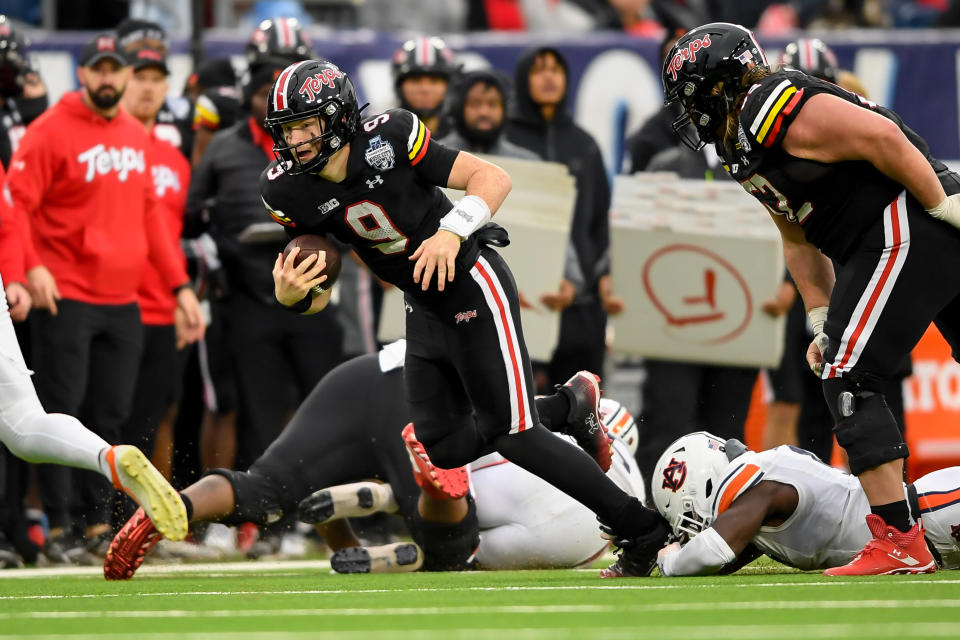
[
  {"x1": 193, "y1": 93, "x2": 221, "y2": 132},
  {"x1": 0, "y1": 167, "x2": 24, "y2": 284},
  {"x1": 7, "y1": 127, "x2": 52, "y2": 271},
  {"x1": 398, "y1": 110, "x2": 458, "y2": 184},
  {"x1": 183, "y1": 136, "x2": 219, "y2": 238},
  {"x1": 143, "y1": 171, "x2": 188, "y2": 289},
  {"x1": 657, "y1": 527, "x2": 737, "y2": 577}
]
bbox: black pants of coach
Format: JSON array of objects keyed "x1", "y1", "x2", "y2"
[
  {"x1": 819, "y1": 183, "x2": 960, "y2": 471},
  {"x1": 31, "y1": 299, "x2": 143, "y2": 530},
  {"x1": 222, "y1": 291, "x2": 343, "y2": 469}
]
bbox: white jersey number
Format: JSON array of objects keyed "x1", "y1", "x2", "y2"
[{"x1": 345, "y1": 200, "x2": 409, "y2": 254}]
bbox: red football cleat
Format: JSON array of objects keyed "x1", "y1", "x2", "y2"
[
  {"x1": 560, "y1": 371, "x2": 612, "y2": 472},
  {"x1": 824, "y1": 514, "x2": 936, "y2": 576},
  {"x1": 401, "y1": 423, "x2": 470, "y2": 500},
  {"x1": 103, "y1": 507, "x2": 163, "y2": 581}
]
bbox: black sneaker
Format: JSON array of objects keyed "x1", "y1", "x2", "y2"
[
  {"x1": 41, "y1": 534, "x2": 97, "y2": 566},
  {"x1": 599, "y1": 515, "x2": 671, "y2": 578},
  {"x1": 558, "y1": 371, "x2": 612, "y2": 471}
]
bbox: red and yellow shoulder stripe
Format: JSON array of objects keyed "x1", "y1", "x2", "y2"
[
  {"x1": 713, "y1": 463, "x2": 764, "y2": 515},
  {"x1": 748, "y1": 79, "x2": 805, "y2": 147},
  {"x1": 406, "y1": 117, "x2": 431, "y2": 166}
]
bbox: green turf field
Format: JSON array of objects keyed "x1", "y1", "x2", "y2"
[{"x1": 1, "y1": 560, "x2": 960, "y2": 639}]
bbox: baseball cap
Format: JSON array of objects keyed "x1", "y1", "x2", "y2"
[
  {"x1": 116, "y1": 18, "x2": 168, "y2": 52},
  {"x1": 130, "y1": 46, "x2": 169, "y2": 74},
  {"x1": 80, "y1": 33, "x2": 127, "y2": 68}
]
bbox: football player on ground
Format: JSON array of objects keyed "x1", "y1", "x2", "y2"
[
  {"x1": 103, "y1": 341, "x2": 627, "y2": 578},
  {"x1": 301, "y1": 393, "x2": 644, "y2": 573},
  {"x1": 663, "y1": 23, "x2": 960, "y2": 575},
  {"x1": 627, "y1": 432, "x2": 960, "y2": 577},
  {"x1": 260, "y1": 58, "x2": 668, "y2": 571}
]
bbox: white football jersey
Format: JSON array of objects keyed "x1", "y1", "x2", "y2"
[
  {"x1": 470, "y1": 435, "x2": 644, "y2": 570},
  {"x1": 911, "y1": 466, "x2": 960, "y2": 570},
  {"x1": 712, "y1": 446, "x2": 871, "y2": 570}
]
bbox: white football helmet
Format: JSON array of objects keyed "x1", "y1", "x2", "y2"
[
  {"x1": 651, "y1": 431, "x2": 731, "y2": 540},
  {"x1": 599, "y1": 398, "x2": 638, "y2": 456}
]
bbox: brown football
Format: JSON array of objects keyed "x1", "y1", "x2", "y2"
[{"x1": 282, "y1": 234, "x2": 342, "y2": 289}]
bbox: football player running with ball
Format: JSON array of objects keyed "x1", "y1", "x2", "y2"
[
  {"x1": 662, "y1": 23, "x2": 960, "y2": 575},
  {"x1": 262, "y1": 58, "x2": 668, "y2": 570}
]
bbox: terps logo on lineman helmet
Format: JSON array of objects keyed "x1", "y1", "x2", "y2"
[
  {"x1": 661, "y1": 22, "x2": 769, "y2": 151},
  {"x1": 264, "y1": 59, "x2": 366, "y2": 175}
]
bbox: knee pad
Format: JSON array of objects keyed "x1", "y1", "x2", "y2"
[
  {"x1": 411, "y1": 494, "x2": 480, "y2": 572},
  {"x1": 202, "y1": 468, "x2": 289, "y2": 527},
  {"x1": 823, "y1": 378, "x2": 908, "y2": 475}
]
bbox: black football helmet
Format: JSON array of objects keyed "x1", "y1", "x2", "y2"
[
  {"x1": 779, "y1": 38, "x2": 838, "y2": 83},
  {"x1": 662, "y1": 22, "x2": 769, "y2": 151},
  {"x1": 0, "y1": 15, "x2": 30, "y2": 98},
  {"x1": 264, "y1": 59, "x2": 365, "y2": 174},
  {"x1": 246, "y1": 17, "x2": 316, "y2": 65},
  {"x1": 391, "y1": 36, "x2": 458, "y2": 93}
]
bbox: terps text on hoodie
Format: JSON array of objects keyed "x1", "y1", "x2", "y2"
[{"x1": 77, "y1": 144, "x2": 146, "y2": 182}]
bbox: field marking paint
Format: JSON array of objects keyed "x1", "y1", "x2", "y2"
[
  {"x1": 3, "y1": 578, "x2": 960, "y2": 601},
  {"x1": 3, "y1": 599, "x2": 960, "y2": 620},
  {"x1": 0, "y1": 559, "x2": 333, "y2": 579},
  {"x1": 4, "y1": 623, "x2": 960, "y2": 640}
]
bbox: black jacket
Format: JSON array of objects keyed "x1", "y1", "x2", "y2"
[
  {"x1": 504, "y1": 47, "x2": 610, "y2": 301},
  {"x1": 186, "y1": 120, "x2": 286, "y2": 305}
]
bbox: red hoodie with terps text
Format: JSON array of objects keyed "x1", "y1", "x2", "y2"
[{"x1": 6, "y1": 91, "x2": 188, "y2": 305}]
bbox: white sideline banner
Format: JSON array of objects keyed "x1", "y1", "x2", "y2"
[
  {"x1": 609, "y1": 174, "x2": 785, "y2": 368},
  {"x1": 378, "y1": 157, "x2": 575, "y2": 362}
]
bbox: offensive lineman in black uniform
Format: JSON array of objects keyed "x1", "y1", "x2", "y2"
[
  {"x1": 661, "y1": 23, "x2": 960, "y2": 576},
  {"x1": 260, "y1": 59, "x2": 667, "y2": 572}
]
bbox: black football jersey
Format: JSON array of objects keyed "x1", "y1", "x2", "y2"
[
  {"x1": 260, "y1": 108, "x2": 461, "y2": 299},
  {"x1": 719, "y1": 69, "x2": 947, "y2": 262}
]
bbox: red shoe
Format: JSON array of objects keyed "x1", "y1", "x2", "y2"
[
  {"x1": 824, "y1": 514, "x2": 937, "y2": 576},
  {"x1": 560, "y1": 371, "x2": 612, "y2": 472},
  {"x1": 401, "y1": 423, "x2": 470, "y2": 500},
  {"x1": 103, "y1": 507, "x2": 162, "y2": 581}
]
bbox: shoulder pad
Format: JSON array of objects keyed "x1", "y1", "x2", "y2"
[
  {"x1": 259, "y1": 161, "x2": 298, "y2": 227},
  {"x1": 369, "y1": 109, "x2": 429, "y2": 158},
  {"x1": 739, "y1": 72, "x2": 805, "y2": 148},
  {"x1": 711, "y1": 452, "x2": 765, "y2": 516}
]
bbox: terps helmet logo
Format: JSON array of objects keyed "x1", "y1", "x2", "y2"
[
  {"x1": 661, "y1": 457, "x2": 688, "y2": 492},
  {"x1": 667, "y1": 34, "x2": 712, "y2": 82},
  {"x1": 298, "y1": 68, "x2": 344, "y2": 103}
]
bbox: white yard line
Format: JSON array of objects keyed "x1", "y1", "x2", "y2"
[
  {"x1": 0, "y1": 559, "x2": 333, "y2": 579},
  {"x1": 2, "y1": 578, "x2": 960, "y2": 600},
  {"x1": 2, "y1": 599, "x2": 960, "y2": 620},
  {"x1": 4, "y1": 623, "x2": 960, "y2": 640}
]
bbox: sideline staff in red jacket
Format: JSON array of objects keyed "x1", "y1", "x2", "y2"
[{"x1": 6, "y1": 34, "x2": 201, "y2": 551}]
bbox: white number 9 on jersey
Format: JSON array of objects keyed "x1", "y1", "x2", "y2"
[{"x1": 345, "y1": 201, "x2": 409, "y2": 254}]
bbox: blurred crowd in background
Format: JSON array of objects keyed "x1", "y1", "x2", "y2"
[{"x1": 0, "y1": 0, "x2": 945, "y2": 569}]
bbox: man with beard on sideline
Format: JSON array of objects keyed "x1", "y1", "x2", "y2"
[{"x1": 5, "y1": 33, "x2": 202, "y2": 563}]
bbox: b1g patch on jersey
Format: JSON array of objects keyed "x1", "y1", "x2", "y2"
[{"x1": 364, "y1": 135, "x2": 395, "y2": 172}]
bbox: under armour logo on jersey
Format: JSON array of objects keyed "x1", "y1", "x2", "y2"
[
  {"x1": 77, "y1": 144, "x2": 145, "y2": 183},
  {"x1": 454, "y1": 309, "x2": 477, "y2": 324},
  {"x1": 152, "y1": 165, "x2": 181, "y2": 197},
  {"x1": 661, "y1": 458, "x2": 688, "y2": 492},
  {"x1": 367, "y1": 175, "x2": 383, "y2": 189},
  {"x1": 405, "y1": 301, "x2": 413, "y2": 313}
]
